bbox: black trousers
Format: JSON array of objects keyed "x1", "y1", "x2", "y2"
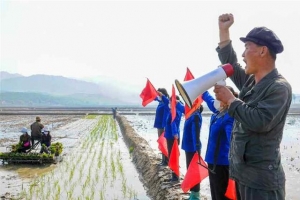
[
  {"x1": 185, "y1": 151, "x2": 200, "y2": 192},
  {"x1": 235, "y1": 180, "x2": 285, "y2": 200},
  {"x1": 17, "y1": 146, "x2": 30, "y2": 153},
  {"x1": 208, "y1": 164, "x2": 230, "y2": 200},
  {"x1": 167, "y1": 138, "x2": 179, "y2": 179}
]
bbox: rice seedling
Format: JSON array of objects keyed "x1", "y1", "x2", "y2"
[
  {"x1": 97, "y1": 157, "x2": 102, "y2": 169},
  {"x1": 67, "y1": 191, "x2": 72, "y2": 200},
  {"x1": 118, "y1": 163, "x2": 124, "y2": 178},
  {"x1": 19, "y1": 190, "x2": 27, "y2": 199},
  {"x1": 86, "y1": 174, "x2": 91, "y2": 187},
  {"x1": 65, "y1": 159, "x2": 70, "y2": 171},
  {"x1": 95, "y1": 172, "x2": 99, "y2": 183},
  {"x1": 46, "y1": 186, "x2": 51, "y2": 199},
  {"x1": 104, "y1": 166, "x2": 108, "y2": 180},
  {"x1": 69, "y1": 183, "x2": 76, "y2": 196},
  {"x1": 69, "y1": 169, "x2": 74, "y2": 181},
  {"x1": 110, "y1": 155, "x2": 116, "y2": 180},
  {"x1": 99, "y1": 190, "x2": 104, "y2": 200},
  {"x1": 56, "y1": 184, "x2": 61, "y2": 198},
  {"x1": 122, "y1": 178, "x2": 127, "y2": 198},
  {"x1": 92, "y1": 149, "x2": 97, "y2": 160},
  {"x1": 90, "y1": 190, "x2": 95, "y2": 200}
]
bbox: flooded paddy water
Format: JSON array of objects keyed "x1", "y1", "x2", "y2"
[
  {"x1": 0, "y1": 114, "x2": 149, "y2": 200},
  {"x1": 125, "y1": 113, "x2": 300, "y2": 200},
  {"x1": 0, "y1": 108, "x2": 299, "y2": 200}
]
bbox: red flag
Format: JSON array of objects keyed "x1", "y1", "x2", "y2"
[
  {"x1": 184, "y1": 67, "x2": 195, "y2": 81},
  {"x1": 140, "y1": 78, "x2": 157, "y2": 107},
  {"x1": 157, "y1": 132, "x2": 168, "y2": 157},
  {"x1": 183, "y1": 68, "x2": 203, "y2": 119},
  {"x1": 181, "y1": 152, "x2": 208, "y2": 193},
  {"x1": 225, "y1": 179, "x2": 237, "y2": 200},
  {"x1": 168, "y1": 139, "x2": 180, "y2": 177},
  {"x1": 171, "y1": 84, "x2": 176, "y2": 122}
]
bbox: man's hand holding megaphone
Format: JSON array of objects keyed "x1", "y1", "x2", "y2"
[{"x1": 213, "y1": 85, "x2": 236, "y2": 106}]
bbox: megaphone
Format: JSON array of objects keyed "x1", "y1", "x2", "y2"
[{"x1": 175, "y1": 63, "x2": 234, "y2": 108}]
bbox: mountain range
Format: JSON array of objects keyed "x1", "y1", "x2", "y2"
[
  {"x1": 2, "y1": 71, "x2": 299, "y2": 108},
  {"x1": 0, "y1": 71, "x2": 142, "y2": 107}
]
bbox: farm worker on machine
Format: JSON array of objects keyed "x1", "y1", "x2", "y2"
[
  {"x1": 40, "y1": 127, "x2": 52, "y2": 154},
  {"x1": 30, "y1": 116, "x2": 44, "y2": 146}
]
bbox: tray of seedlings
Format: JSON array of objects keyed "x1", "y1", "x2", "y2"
[{"x1": 0, "y1": 142, "x2": 63, "y2": 164}]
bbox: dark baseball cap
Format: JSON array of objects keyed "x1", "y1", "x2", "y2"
[{"x1": 240, "y1": 27, "x2": 284, "y2": 54}]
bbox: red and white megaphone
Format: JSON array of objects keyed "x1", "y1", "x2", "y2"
[{"x1": 175, "y1": 63, "x2": 234, "y2": 108}]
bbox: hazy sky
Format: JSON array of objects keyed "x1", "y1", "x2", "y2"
[{"x1": 1, "y1": 0, "x2": 300, "y2": 94}]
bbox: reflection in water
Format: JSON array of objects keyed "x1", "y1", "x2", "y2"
[{"x1": 15, "y1": 165, "x2": 56, "y2": 178}]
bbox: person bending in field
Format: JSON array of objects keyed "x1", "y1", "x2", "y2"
[{"x1": 18, "y1": 127, "x2": 31, "y2": 153}]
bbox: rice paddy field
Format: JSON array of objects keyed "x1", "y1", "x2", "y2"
[
  {"x1": 0, "y1": 106, "x2": 299, "y2": 200},
  {"x1": 0, "y1": 114, "x2": 149, "y2": 200}
]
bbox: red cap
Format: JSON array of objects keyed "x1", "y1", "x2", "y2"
[{"x1": 222, "y1": 63, "x2": 234, "y2": 77}]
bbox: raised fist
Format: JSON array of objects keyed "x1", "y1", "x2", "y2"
[{"x1": 219, "y1": 13, "x2": 234, "y2": 30}]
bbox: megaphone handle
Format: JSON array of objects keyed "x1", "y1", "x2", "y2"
[{"x1": 216, "y1": 79, "x2": 226, "y2": 86}]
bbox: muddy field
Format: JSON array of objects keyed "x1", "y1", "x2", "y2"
[
  {"x1": 0, "y1": 114, "x2": 149, "y2": 199},
  {"x1": 0, "y1": 115, "x2": 82, "y2": 146}
]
